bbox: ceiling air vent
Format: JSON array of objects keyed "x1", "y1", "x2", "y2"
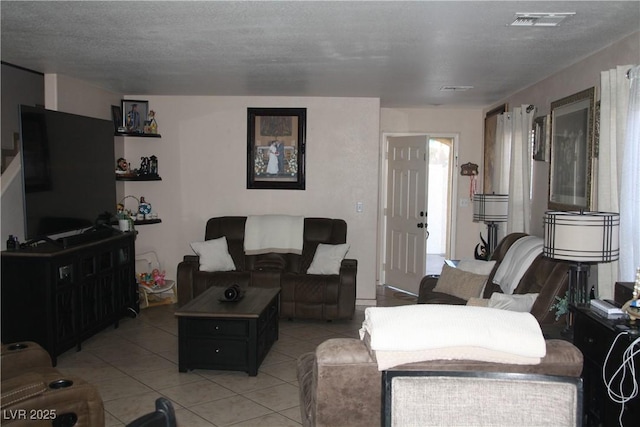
[
  {"x1": 510, "y1": 12, "x2": 575, "y2": 27},
  {"x1": 440, "y1": 86, "x2": 473, "y2": 92}
]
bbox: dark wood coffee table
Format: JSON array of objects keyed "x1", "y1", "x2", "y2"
[{"x1": 175, "y1": 286, "x2": 280, "y2": 376}]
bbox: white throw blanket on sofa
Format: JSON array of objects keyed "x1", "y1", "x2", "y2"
[
  {"x1": 491, "y1": 235, "x2": 543, "y2": 294},
  {"x1": 244, "y1": 215, "x2": 304, "y2": 255},
  {"x1": 360, "y1": 305, "x2": 545, "y2": 370}
]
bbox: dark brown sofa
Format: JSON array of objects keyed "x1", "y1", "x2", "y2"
[
  {"x1": 418, "y1": 233, "x2": 570, "y2": 324},
  {"x1": 177, "y1": 216, "x2": 357, "y2": 320}
]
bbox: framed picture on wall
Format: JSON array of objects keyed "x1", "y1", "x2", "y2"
[
  {"x1": 247, "y1": 108, "x2": 306, "y2": 190},
  {"x1": 548, "y1": 87, "x2": 595, "y2": 211},
  {"x1": 483, "y1": 104, "x2": 507, "y2": 193}
]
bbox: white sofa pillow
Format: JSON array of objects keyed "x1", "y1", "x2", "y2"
[
  {"x1": 190, "y1": 237, "x2": 236, "y2": 272},
  {"x1": 307, "y1": 243, "x2": 350, "y2": 275},
  {"x1": 488, "y1": 293, "x2": 539, "y2": 312}
]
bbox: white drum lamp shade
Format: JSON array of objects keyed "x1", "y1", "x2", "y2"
[
  {"x1": 543, "y1": 211, "x2": 620, "y2": 263},
  {"x1": 473, "y1": 194, "x2": 509, "y2": 223},
  {"x1": 543, "y1": 210, "x2": 620, "y2": 308}
]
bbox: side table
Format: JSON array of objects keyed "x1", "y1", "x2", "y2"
[{"x1": 573, "y1": 307, "x2": 639, "y2": 426}]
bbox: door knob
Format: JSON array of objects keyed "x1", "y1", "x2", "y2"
[
  {"x1": 417, "y1": 223, "x2": 424, "y2": 228},
  {"x1": 420, "y1": 211, "x2": 425, "y2": 217}
]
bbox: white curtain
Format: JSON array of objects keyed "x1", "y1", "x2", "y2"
[
  {"x1": 619, "y1": 65, "x2": 640, "y2": 283},
  {"x1": 597, "y1": 65, "x2": 631, "y2": 298},
  {"x1": 494, "y1": 106, "x2": 535, "y2": 234},
  {"x1": 494, "y1": 114, "x2": 511, "y2": 195}
]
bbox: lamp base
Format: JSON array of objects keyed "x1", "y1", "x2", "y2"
[
  {"x1": 474, "y1": 222, "x2": 500, "y2": 261},
  {"x1": 569, "y1": 263, "x2": 591, "y2": 306},
  {"x1": 474, "y1": 233, "x2": 489, "y2": 260}
]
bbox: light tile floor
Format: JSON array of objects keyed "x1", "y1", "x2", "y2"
[{"x1": 55, "y1": 286, "x2": 414, "y2": 426}]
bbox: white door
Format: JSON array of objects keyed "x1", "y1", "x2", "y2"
[{"x1": 384, "y1": 135, "x2": 429, "y2": 295}]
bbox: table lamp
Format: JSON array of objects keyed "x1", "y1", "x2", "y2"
[
  {"x1": 543, "y1": 210, "x2": 620, "y2": 306},
  {"x1": 473, "y1": 194, "x2": 509, "y2": 258}
]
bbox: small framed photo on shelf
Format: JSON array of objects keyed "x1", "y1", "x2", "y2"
[
  {"x1": 246, "y1": 108, "x2": 306, "y2": 190},
  {"x1": 111, "y1": 105, "x2": 125, "y2": 133},
  {"x1": 121, "y1": 100, "x2": 149, "y2": 134}
]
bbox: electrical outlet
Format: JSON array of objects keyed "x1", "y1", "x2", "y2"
[
  {"x1": 356, "y1": 202, "x2": 363, "y2": 213},
  {"x1": 459, "y1": 198, "x2": 469, "y2": 208}
]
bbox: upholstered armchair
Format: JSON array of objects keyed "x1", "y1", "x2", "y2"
[{"x1": 1, "y1": 341, "x2": 104, "y2": 427}]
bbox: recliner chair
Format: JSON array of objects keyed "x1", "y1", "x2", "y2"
[{"x1": 1, "y1": 341, "x2": 104, "y2": 427}]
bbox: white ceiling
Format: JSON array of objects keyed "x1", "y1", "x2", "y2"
[{"x1": 1, "y1": 1, "x2": 639, "y2": 107}]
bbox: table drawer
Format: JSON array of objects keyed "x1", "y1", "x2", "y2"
[
  {"x1": 186, "y1": 338, "x2": 248, "y2": 367},
  {"x1": 574, "y1": 314, "x2": 611, "y2": 362},
  {"x1": 187, "y1": 318, "x2": 248, "y2": 337}
]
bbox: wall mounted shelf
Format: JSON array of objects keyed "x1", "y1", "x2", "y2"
[
  {"x1": 133, "y1": 218, "x2": 162, "y2": 225},
  {"x1": 115, "y1": 132, "x2": 161, "y2": 138},
  {"x1": 116, "y1": 175, "x2": 162, "y2": 181}
]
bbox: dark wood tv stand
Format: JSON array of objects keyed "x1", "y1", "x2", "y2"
[{"x1": 1, "y1": 231, "x2": 138, "y2": 365}]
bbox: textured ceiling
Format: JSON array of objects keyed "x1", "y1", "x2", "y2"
[{"x1": 1, "y1": 1, "x2": 639, "y2": 107}]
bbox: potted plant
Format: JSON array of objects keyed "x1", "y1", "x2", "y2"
[{"x1": 550, "y1": 291, "x2": 569, "y2": 321}]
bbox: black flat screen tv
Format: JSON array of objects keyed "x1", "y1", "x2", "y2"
[{"x1": 19, "y1": 105, "x2": 116, "y2": 241}]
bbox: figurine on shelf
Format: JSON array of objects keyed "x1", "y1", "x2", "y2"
[
  {"x1": 116, "y1": 157, "x2": 131, "y2": 175},
  {"x1": 149, "y1": 155, "x2": 158, "y2": 175},
  {"x1": 139, "y1": 156, "x2": 150, "y2": 175},
  {"x1": 148, "y1": 110, "x2": 158, "y2": 134}
]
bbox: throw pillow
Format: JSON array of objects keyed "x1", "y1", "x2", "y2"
[
  {"x1": 457, "y1": 259, "x2": 497, "y2": 276},
  {"x1": 466, "y1": 297, "x2": 490, "y2": 307},
  {"x1": 190, "y1": 237, "x2": 236, "y2": 272},
  {"x1": 432, "y1": 264, "x2": 487, "y2": 301},
  {"x1": 307, "y1": 243, "x2": 350, "y2": 275},
  {"x1": 488, "y1": 293, "x2": 539, "y2": 312}
]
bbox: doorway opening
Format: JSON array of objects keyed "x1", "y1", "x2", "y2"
[
  {"x1": 426, "y1": 137, "x2": 454, "y2": 275},
  {"x1": 380, "y1": 134, "x2": 456, "y2": 295}
]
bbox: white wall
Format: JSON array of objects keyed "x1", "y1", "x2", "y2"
[
  {"x1": 380, "y1": 107, "x2": 485, "y2": 260},
  {"x1": 45, "y1": 74, "x2": 121, "y2": 121},
  {"x1": 123, "y1": 96, "x2": 381, "y2": 303}
]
